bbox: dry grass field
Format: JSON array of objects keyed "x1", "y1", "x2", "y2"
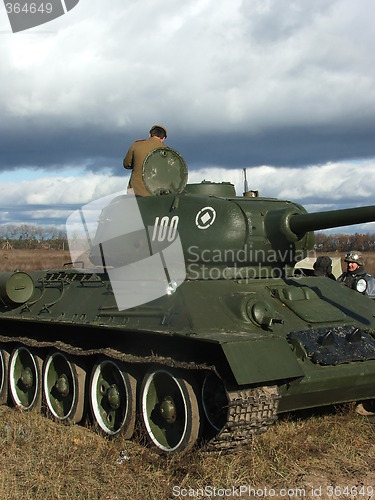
[
  {"x1": 0, "y1": 249, "x2": 71, "y2": 273},
  {"x1": 1, "y1": 248, "x2": 375, "y2": 275},
  {"x1": 0, "y1": 404, "x2": 374, "y2": 499},
  {"x1": 1, "y1": 249, "x2": 375, "y2": 499}
]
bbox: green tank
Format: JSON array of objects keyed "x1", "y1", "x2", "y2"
[{"x1": 1, "y1": 148, "x2": 375, "y2": 455}]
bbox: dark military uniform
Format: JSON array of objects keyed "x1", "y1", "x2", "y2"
[
  {"x1": 337, "y1": 250, "x2": 375, "y2": 297},
  {"x1": 338, "y1": 265, "x2": 368, "y2": 289},
  {"x1": 123, "y1": 136, "x2": 166, "y2": 196}
]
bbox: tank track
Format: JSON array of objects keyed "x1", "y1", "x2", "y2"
[
  {"x1": 0, "y1": 334, "x2": 280, "y2": 452},
  {"x1": 206, "y1": 385, "x2": 281, "y2": 451},
  {"x1": 0, "y1": 334, "x2": 213, "y2": 372}
]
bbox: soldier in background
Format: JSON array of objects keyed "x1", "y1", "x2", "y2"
[
  {"x1": 313, "y1": 255, "x2": 336, "y2": 280},
  {"x1": 123, "y1": 125, "x2": 168, "y2": 196},
  {"x1": 338, "y1": 251, "x2": 375, "y2": 297}
]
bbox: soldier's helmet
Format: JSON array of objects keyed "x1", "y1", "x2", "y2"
[{"x1": 344, "y1": 251, "x2": 364, "y2": 266}]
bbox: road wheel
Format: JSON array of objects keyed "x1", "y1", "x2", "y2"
[
  {"x1": 0, "y1": 346, "x2": 10, "y2": 404},
  {"x1": 44, "y1": 351, "x2": 86, "y2": 423},
  {"x1": 90, "y1": 357, "x2": 136, "y2": 438},
  {"x1": 9, "y1": 346, "x2": 43, "y2": 411},
  {"x1": 201, "y1": 372, "x2": 228, "y2": 431},
  {"x1": 140, "y1": 368, "x2": 200, "y2": 454}
]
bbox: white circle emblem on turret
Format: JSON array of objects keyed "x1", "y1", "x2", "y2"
[{"x1": 195, "y1": 207, "x2": 216, "y2": 230}]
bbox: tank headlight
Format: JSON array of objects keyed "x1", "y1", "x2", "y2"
[
  {"x1": 246, "y1": 299, "x2": 278, "y2": 328},
  {"x1": 356, "y1": 278, "x2": 367, "y2": 293},
  {"x1": 0, "y1": 271, "x2": 34, "y2": 307}
]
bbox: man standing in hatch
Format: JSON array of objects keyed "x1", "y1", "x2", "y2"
[{"x1": 123, "y1": 125, "x2": 168, "y2": 196}]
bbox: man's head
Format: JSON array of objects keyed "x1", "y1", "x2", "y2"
[
  {"x1": 149, "y1": 125, "x2": 167, "y2": 141},
  {"x1": 344, "y1": 251, "x2": 363, "y2": 272},
  {"x1": 313, "y1": 255, "x2": 333, "y2": 276}
]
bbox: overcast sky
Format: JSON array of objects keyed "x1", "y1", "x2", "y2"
[{"x1": 0, "y1": 0, "x2": 375, "y2": 233}]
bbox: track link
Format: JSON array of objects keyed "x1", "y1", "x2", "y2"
[{"x1": 206, "y1": 385, "x2": 280, "y2": 451}]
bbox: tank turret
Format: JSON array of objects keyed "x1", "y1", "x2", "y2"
[{"x1": 87, "y1": 182, "x2": 375, "y2": 279}]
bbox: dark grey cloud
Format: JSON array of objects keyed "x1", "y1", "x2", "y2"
[
  {"x1": 0, "y1": 121, "x2": 123, "y2": 171},
  {"x1": 1, "y1": 116, "x2": 375, "y2": 175},
  {"x1": 0, "y1": 203, "x2": 79, "y2": 227},
  {"x1": 177, "y1": 120, "x2": 375, "y2": 169}
]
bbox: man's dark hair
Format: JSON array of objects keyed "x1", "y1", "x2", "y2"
[
  {"x1": 313, "y1": 255, "x2": 334, "y2": 278},
  {"x1": 150, "y1": 125, "x2": 167, "y2": 139}
]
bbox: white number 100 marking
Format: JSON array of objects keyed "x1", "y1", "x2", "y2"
[{"x1": 151, "y1": 216, "x2": 179, "y2": 242}]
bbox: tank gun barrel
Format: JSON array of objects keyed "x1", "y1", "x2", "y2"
[{"x1": 289, "y1": 205, "x2": 375, "y2": 236}]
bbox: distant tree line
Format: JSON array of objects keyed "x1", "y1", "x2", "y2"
[
  {"x1": 0, "y1": 224, "x2": 68, "y2": 250},
  {"x1": 1, "y1": 224, "x2": 375, "y2": 253},
  {"x1": 314, "y1": 233, "x2": 375, "y2": 253}
]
